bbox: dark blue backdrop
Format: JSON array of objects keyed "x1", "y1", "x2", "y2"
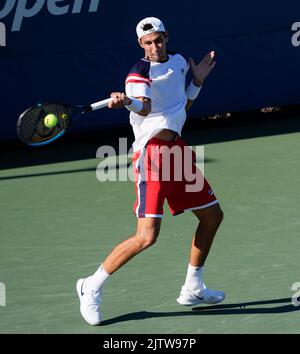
[{"x1": 1, "y1": 0, "x2": 300, "y2": 140}]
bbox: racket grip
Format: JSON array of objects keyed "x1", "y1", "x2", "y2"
[{"x1": 90, "y1": 98, "x2": 111, "y2": 111}]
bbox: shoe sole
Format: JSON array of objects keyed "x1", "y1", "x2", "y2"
[
  {"x1": 177, "y1": 294, "x2": 225, "y2": 306},
  {"x1": 177, "y1": 298, "x2": 205, "y2": 306}
]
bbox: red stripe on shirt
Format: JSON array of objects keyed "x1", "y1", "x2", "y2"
[
  {"x1": 126, "y1": 79, "x2": 150, "y2": 87},
  {"x1": 126, "y1": 73, "x2": 152, "y2": 82}
]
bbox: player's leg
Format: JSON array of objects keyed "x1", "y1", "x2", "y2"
[
  {"x1": 163, "y1": 137, "x2": 225, "y2": 305},
  {"x1": 177, "y1": 203, "x2": 225, "y2": 306},
  {"x1": 77, "y1": 141, "x2": 165, "y2": 325},
  {"x1": 102, "y1": 216, "x2": 161, "y2": 274},
  {"x1": 77, "y1": 216, "x2": 162, "y2": 325},
  {"x1": 189, "y1": 202, "x2": 224, "y2": 267}
]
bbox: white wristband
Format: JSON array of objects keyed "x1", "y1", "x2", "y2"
[
  {"x1": 186, "y1": 80, "x2": 202, "y2": 100},
  {"x1": 125, "y1": 98, "x2": 143, "y2": 113}
]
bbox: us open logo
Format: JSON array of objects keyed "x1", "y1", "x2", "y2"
[
  {"x1": 0, "y1": 22, "x2": 6, "y2": 46},
  {"x1": 0, "y1": 0, "x2": 101, "y2": 32}
]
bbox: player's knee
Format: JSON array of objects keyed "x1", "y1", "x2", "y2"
[
  {"x1": 136, "y1": 226, "x2": 160, "y2": 249},
  {"x1": 135, "y1": 236, "x2": 156, "y2": 250},
  {"x1": 142, "y1": 235, "x2": 157, "y2": 249},
  {"x1": 201, "y1": 205, "x2": 224, "y2": 229},
  {"x1": 216, "y1": 208, "x2": 224, "y2": 225},
  {"x1": 210, "y1": 207, "x2": 223, "y2": 228}
]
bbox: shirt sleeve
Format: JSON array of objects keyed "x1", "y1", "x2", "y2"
[
  {"x1": 181, "y1": 54, "x2": 190, "y2": 75},
  {"x1": 125, "y1": 60, "x2": 151, "y2": 99}
]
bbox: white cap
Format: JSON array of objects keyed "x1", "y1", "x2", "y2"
[{"x1": 136, "y1": 17, "x2": 166, "y2": 39}]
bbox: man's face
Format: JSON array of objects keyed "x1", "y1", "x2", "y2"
[{"x1": 138, "y1": 32, "x2": 168, "y2": 62}]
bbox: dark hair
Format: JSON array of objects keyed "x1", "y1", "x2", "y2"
[{"x1": 142, "y1": 23, "x2": 154, "y2": 31}]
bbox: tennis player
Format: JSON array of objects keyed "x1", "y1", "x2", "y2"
[{"x1": 77, "y1": 17, "x2": 224, "y2": 325}]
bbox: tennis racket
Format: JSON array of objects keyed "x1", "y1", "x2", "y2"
[{"x1": 16, "y1": 98, "x2": 111, "y2": 146}]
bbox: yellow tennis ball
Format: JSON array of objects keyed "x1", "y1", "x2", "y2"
[
  {"x1": 44, "y1": 114, "x2": 58, "y2": 128},
  {"x1": 61, "y1": 113, "x2": 68, "y2": 120}
]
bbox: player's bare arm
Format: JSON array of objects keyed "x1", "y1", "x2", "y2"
[
  {"x1": 186, "y1": 51, "x2": 216, "y2": 111},
  {"x1": 108, "y1": 92, "x2": 151, "y2": 116}
]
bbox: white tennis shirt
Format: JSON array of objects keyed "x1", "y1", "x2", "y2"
[{"x1": 125, "y1": 52, "x2": 189, "y2": 151}]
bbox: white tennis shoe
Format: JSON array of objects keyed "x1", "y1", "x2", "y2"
[
  {"x1": 177, "y1": 284, "x2": 225, "y2": 306},
  {"x1": 76, "y1": 278, "x2": 102, "y2": 325}
]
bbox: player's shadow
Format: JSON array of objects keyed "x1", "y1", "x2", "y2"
[{"x1": 100, "y1": 297, "x2": 299, "y2": 326}]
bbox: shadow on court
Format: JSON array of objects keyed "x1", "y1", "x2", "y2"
[
  {"x1": 0, "y1": 164, "x2": 130, "y2": 180},
  {"x1": 1, "y1": 109, "x2": 300, "y2": 171},
  {"x1": 100, "y1": 297, "x2": 299, "y2": 326},
  {"x1": 0, "y1": 158, "x2": 218, "y2": 180}
]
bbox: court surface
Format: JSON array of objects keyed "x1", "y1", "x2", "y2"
[{"x1": 0, "y1": 116, "x2": 299, "y2": 334}]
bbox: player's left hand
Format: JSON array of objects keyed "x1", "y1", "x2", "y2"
[{"x1": 189, "y1": 51, "x2": 216, "y2": 87}]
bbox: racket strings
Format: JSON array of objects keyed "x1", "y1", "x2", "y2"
[{"x1": 17, "y1": 104, "x2": 72, "y2": 145}]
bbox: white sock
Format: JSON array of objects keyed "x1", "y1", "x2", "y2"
[
  {"x1": 85, "y1": 264, "x2": 110, "y2": 292},
  {"x1": 184, "y1": 264, "x2": 205, "y2": 291}
]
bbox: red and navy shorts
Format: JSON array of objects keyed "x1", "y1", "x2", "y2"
[{"x1": 132, "y1": 136, "x2": 218, "y2": 218}]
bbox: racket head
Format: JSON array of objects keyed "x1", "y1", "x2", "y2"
[{"x1": 17, "y1": 102, "x2": 80, "y2": 146}]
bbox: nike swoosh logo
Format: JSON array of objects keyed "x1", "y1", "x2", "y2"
[
  {"x1": 80, "y1": 281, "x2": 85, "y2": 296},
  {"x1": 194, "y1": 295, "x2": 204, "y2": 301}
]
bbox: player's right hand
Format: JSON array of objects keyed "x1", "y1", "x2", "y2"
[{"x1": 108, "y1": 92, "x2": 131, "y2": 109}]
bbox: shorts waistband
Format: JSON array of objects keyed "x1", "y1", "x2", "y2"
[{"x1": 146, "y1": 134, "x2": 182, "y2": 147}]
